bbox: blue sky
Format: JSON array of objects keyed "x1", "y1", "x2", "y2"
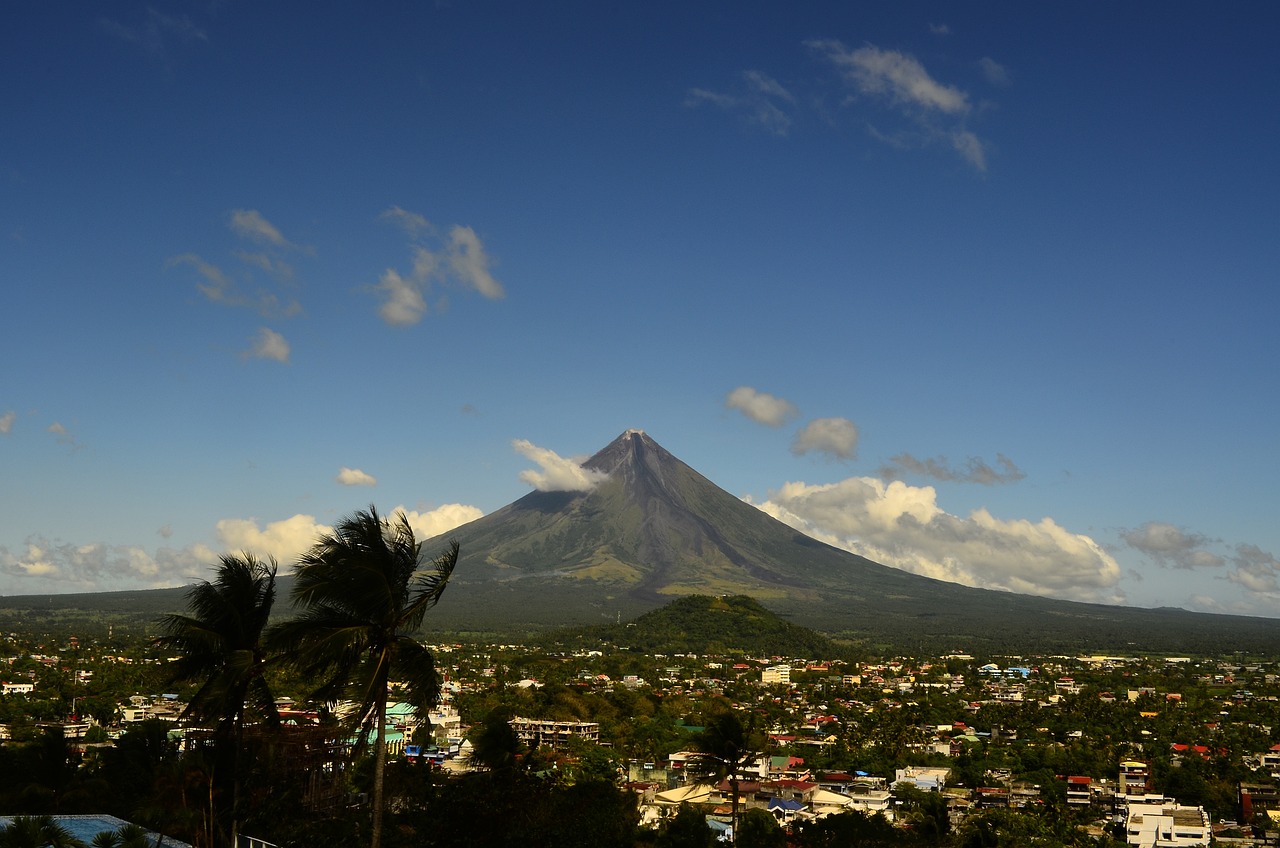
[{"x1": 3, "y1": 2, "x2": 1278, "y2": 616}]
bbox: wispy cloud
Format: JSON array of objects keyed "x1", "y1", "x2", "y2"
[
  {"x1": 513, "y1": 439, "x2": 609, "y2": 493},
  {"x1": 336, "y1": 467, "x2": 377, "y2": 487},
  {"x1": 230, "y1": 209, "x2": 293, "y2": 249},
  {"x1": 807, "y1": 39, "x2": 989, "y2": 172},
  {"x1": 100, "y1": 8, "x2": 208, "y2": 57},
  {"x1": 0, "y1": 411, "x2": 14, "y2": 435},
  {"x1": 880, "y1": 452, "x2": 1025, "y2": 485},
  {"x1": 751, "y1": 477, "x2": 1123, "y2": 604},
  {"x1": 725, "y1": 386, "x2": 798, "y2": 427},
  {"x1": 792, "y1": 417, "x2": 859, "y2": 460},
  {"x1": 242, "y1": 327, "x2": 290, "y2": 363},
  {"x1": 47, "y1": 422, "x2": 80, "y2": 450},
  {"x1": 370, "y1": 208, "x2": 505, "y2": 327},
  {"x1": 979, "y1": 56, "x2": 1011, "y2": 87},
  {"x1": 686, "y1": 70, "x2": 796, "y2": 136}
]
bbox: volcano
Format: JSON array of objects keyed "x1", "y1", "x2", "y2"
[{"x1": 421, "y1": 430, "x2": 1280, "y2": 652}]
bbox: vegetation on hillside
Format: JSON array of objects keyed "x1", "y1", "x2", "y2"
[{"x1": 550, "y1": 595, "x2": 855, "y2": 659}]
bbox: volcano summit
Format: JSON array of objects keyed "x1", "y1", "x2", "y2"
[{"x1": 423, "y1": 430, "x2": 1280, "y2": 652}]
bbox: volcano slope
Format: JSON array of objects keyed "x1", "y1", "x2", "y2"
[{"x1": 418, "y1": 430, "x2": 1280, "y2": 654}]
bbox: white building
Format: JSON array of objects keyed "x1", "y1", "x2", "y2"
[
  {"x1": 762, "y1": 665, "x2": 791, "y2": 685},
  {"x1": 1124, "y1": 802, "x2": 1210, "y2": 847}
]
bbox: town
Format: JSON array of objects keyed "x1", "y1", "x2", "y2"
[{"x1": 1, "y1": 622, "x2": 1278, "y2": 847}]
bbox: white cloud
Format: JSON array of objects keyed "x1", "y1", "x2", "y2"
[
  {"x1": 244, "y1": 327, "x2": 290, "y2": 363},
  {"x1": 337, "y1": 467, "x2": 378, "y2": 487},
  {"x1": 1121, "y1": 522, "x2": 1225, "y2": 569},
  {"x1": 513, "y1": 439, "x2": 610, "y2": 493},
  {"x1": 371, "y1": 210, "x2": 504, "y2": 326},
  {"x1": 381, "y1": 206, "x2": 435, "y2": 238},
  {"x1": 230, "y1": 209, "x2": 291, "y2": 248},
  {"x1": 725, "y1": 386, "x2": 798, "y2": 427},
  {"x1": 374, "y1": 268, "x2": 428, "y2": 326},
  {"x1": 170, "y1": 253, "x2": 301, "y2": 318},
  {"x1": 978, "y1": 57, "x2": 1011, "y2": 87},
  {"x1": 1226, "y1": 544, "x2": 1280, "y2": 595},
  {"x1": 0, "y1": 411, "x2": 14, "y2": 435},
  {"x1": 0, "y1": 537, "x2": 213, "y2": 592},
  {"x1": 685, "y1": 70, "x2": 795, "y2": 137},
  {"x1": 48, "y1": 421, "x2": 79, "y2": 449},
  {"x1": 880, "y1": 451, "x2": 1024, "y2": 485},
  {"x1": 215, "y1": 514, "x2": 331, "y2": 563},
  {"x1": 750, "y1": 476, "x2": 1123, "y2": 603},
  {"x1": 448, "y1": 226, "x2": 505, "y2": 299},
  {"x1": 811, "y1": 41, "x2": 969, "y2": 115},
  {"x1": 807, "y1": 39, "x2": 988, "y2": 172},
  {"x1": 792, "y1": 417, "x2": 859, "y2": 459},
  {"x1": 951, "y1": 130, "x2": 988, "y2": 172},
  {"x1": 391, "y1": 503, "x2": 485, "y2": 541}
]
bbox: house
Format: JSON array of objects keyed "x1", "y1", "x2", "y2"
[
  {"x1": 1066, "y1": 775, "x2": 1092, "y2": 805},
  {"x1": 895, "y1": 766, "x2": 950, "y2": 792}
]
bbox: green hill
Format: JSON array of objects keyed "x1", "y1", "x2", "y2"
[{"x1": 550, "y1": 594, "x2": 851, "y2": 659}]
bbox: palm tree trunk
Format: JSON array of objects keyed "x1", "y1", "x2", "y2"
[
  {"x1": 371, "y1": 694, "x2": 387, "y2": 848},
  {"x1": 730, "y1": 774, "x2": 739, "y2": 845}
]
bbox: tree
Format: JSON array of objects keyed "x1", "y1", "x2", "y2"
[
  {"x1": 154, "y1": 553, "x2": 279, "y2": 848},
  {"x1": 690, "y1": 709, "x2": 762, "y2": 844},
  {"x1": 0, "y1": 815, "x2": 83, "y2": 848},
  {"x1": 271, "y1": 506, "x2": 458, "y2": 848},
  {"x1": 735, "y1": 808, "x2": 785, "y2": 848},
  {"x1": 657, "y1": 804, "x2": 716, "y2": 848}
]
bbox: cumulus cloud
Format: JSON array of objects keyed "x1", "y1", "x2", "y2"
[
  {"x1": 792, "y1": 417, "x2": 859, "y2": 460},
  {"x1": 1121, "y1": 522, "x2": 1225, "y2": 569},
  {"x1": 391, "y1": 503, "x2": 485, "y2": 541},
  {"x1": 373, "y1": 268, "x2": 428, "y2": 326},
  {"x1": 336, "y1": 467, "x2": 378, "y2": 487},
  {"x1": 513, "y1": 439, "x2": 610, "y2": 493},
  {"x1": 686, "y1": 70, "x2": 796, "y2": 136},
  {"x1": 243, "y1": 327, "x2": 290, "y2": 363},
  {"x1": 0, "y1": 537, "x2": 213, "y2": 593},
  {"x1": 0, "y1": 501, "x2": 486, "y2": 594},
  {"x1": 725, "y1": 386, "x2": 798, "y2": 427},
  {"x1": 880, "y1": 452, "x2": 1025, "y2": 485},
  {"x1": 214, "y1": 514, "x2": 331, "y2": 563},
  {"x1": 0, "y1": 411, "x2": 14, "y2": 435},
  {"x1": 1225, "y1": 544, "x2": 1280, "y2": 596},
  {"x1": 370, "y1": 209, "x2": 505, "y2": 326},
  {"x1": 807, "y1": 39, "x2": 988, "y2": 172},
  {"x1": 749, "y1": 476, "x2": 1123, "y2": 604}
]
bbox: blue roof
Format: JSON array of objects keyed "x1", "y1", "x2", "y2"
[{"x1": 768, "y1": 798, "x2": 804, "y2": 812}]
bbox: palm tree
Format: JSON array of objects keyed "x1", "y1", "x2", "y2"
[
  {"x1": 0, "y1": 815, "x2": 83, "y2": 848},
  {"x1": 154, "y1": 553, "x2": 279, "y2": 848},
  {"x1": 690, "y1": 710, "x2": 762, "y2": 845},
  {"x1": 271, "y1": 506, "x2": 458, "y2": 848}
]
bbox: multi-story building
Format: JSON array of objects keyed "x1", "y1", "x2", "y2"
[
  {"x1": 1123, "y1": 801, "x2": 1209, "y2": 846},
  {"x1": 509, "y1": 716, "x2": 599, "y2": 752}
]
